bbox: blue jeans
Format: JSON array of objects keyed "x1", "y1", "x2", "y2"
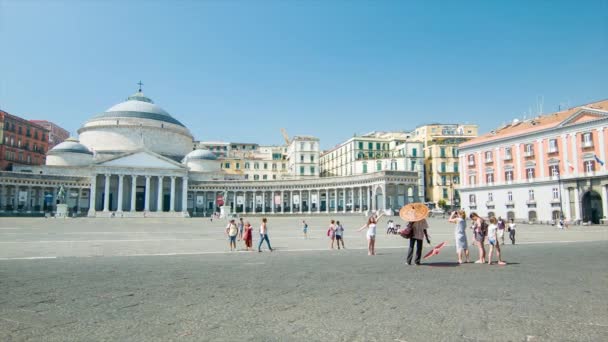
[{"x1": 258, "y1": 234, "x2": 272, "y2": 251}]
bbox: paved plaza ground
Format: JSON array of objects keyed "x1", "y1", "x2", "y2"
[{"x1": 1, "y1": 216, "x2": 607, "y2": 341}]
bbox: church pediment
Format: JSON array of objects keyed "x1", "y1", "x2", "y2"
[
  {"x1": 559, "y1": 109, "x2": 607, "y2": 127},
  {"x1": 96, "y1": 150, "x2": 185, "y2": 170}
]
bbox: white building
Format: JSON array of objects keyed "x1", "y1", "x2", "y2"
[
  {"x1": 458, "y1": 99, "x2": 608, "y2": 224},
  {"x1": 0, "y1": 88, "x2": 419, "y2": 217}
]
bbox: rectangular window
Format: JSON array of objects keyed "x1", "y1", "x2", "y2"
[
  {"x1": 300, "y1": 166, "x2": 305, "y2": 175},
  {"x1": 468, "y1": 154, "x2": 475, "y2": 166},
  {"x1": 504, "y1": 147, "x2": 512, "y2": 160},
  {"x1": 442, "y1": 188, "x2": 448, "y2": 199},
  {"x1": 582, "y1": 132, "x2": 593, "y2": 148},
  {"x1": 358, "y1": 142, "x2": 363, "y2": 149},
  {"x1": 469, "y1": 175, "x2": 476, "y2": 185},
  {"x1": 549, "y1": 139, "x2": 558, "y2": 153},
  {"x1": 552, "y1": 188, "x2": 559, "y2": 199},
  {"x1": 584, "y1": 160, "x2": 595, "y2": 173},
  {"x1": 486, "y1": 173, "x2": 494, "y2": 184},
  {"x1": 488, "y1": 192, "x2": 493, "y2": 202},
  {"x1": 469, "y1": 194, "x2": 476, "y2": 204},
  {"x1": 508, "y1": 191, "x2": 513, "y2": 202},
  {"x1": 236, "y1": 163, "x2": 240, "y2": 169},
  {"x1": 310, "y1": 166, "x2": 315, "y2": 174},
  {"x1": 525, "y1": 144, "x2": 534, "y2": 157},
  {"x1": 363, "y1": 163, "x2": 368, "y2": 174},
  {"x1": 526, "y1": 168, "x2": 535, "y2": 180},
  {"x1": 441, "y1": 175, "x2": 447, "y2": 185},
  {"x1": 263, "y1": 163, "x2": 268, "y2": 169},
  {"x1": 529, "y1": 189, "x2": 535, "y2": 201},
  {"x1": 505, "y1": 170, "x2": 513, "y2": 182},
  {"x1": 263, "y1": 175, "x2": 268, "y2": 180},
  {"x1": 441, "y1": 162, "x2": 446, "y2": 172},
  {"x1": 412, "y1": 148, "x2": 417, "y2": 157},
  {"x1": 485, "y1": 151, "x2": 492, "y2": 163},
  {"x1": 273, "y1": 175, "x2": 277, "y2": 180},
  {"x1": 282, "y1": 163, "x2": 286, "y2": 170},
  {"x1": 453, "y1": 176, "x2": 460, "y2": 184},
  {"x1": 452, "y1": 147, "x2": 458, "y2": 157},
  {"x1": 272, "y1": 163, "x2": 277, "y2": 170},
  {"x1": 410, "y1": 160, "x2": 416, "y2": 171},
  {"x1": 310, "y1": 155, "x2": 314, "y2": 162},
  {"x1": 440, "y1": 147, "x2": 446, "y2": 158},
  {"x1": 224, "y1": 162, "x2": 230, "y2": 169},
  {"x1": 454, "y1": 162, "x2": 459, "y2": 173},
  {"x1": 300, "y1": 155, "x2": 304, "y2": 162},
  {"x1": 549, "y1": 165, "x2": 559, "y2": 177},
  {"x1": 376, "y1": 143, "x2": 381, "y2": 150}
]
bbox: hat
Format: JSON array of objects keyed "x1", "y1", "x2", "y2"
[{"x1": 399, "y1": 203, "x2": 429, "y2": 222}]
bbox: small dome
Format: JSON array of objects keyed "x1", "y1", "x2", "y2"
[
  {"x1": 48, "y1": 137, "x2": 93, "y2": 155},
  {"x1": 182, "y1": 149, "x2": 217, "y2": 162}
]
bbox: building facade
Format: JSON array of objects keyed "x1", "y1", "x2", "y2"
[
  {"x1": 29, "y1": 120, "x2": 69, "y2": 149},
  {"x1": 0, "y1": 110, "x2": 49, "y2": 171},
  {"x1": 412, "y1": 124, "x2": 478, "y2": 207},
  {"x1": 0, "y1": 89, "x2": 419, "y2": 217},
  {"x1": 458, "y1": 100, "x2": 608, "y2": 224},
  {"x1": 319, "y1": 131, "x2": 425, "y2": 207}
]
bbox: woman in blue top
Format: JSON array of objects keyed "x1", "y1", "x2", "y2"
[{"x1": 448, "y1": 210, "x2": 470, "y2": 264}]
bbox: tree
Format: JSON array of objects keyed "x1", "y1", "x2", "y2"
[{"x1": 437, "y1": 199, "x2": 447, "y2": 210}]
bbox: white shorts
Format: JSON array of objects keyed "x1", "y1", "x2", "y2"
[{"x1": 367, "y1": 234, "x2": 376, "y2": 240}]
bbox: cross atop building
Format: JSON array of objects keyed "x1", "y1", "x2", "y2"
[{"x1": 137, "y1": 81, "x2": 144, "y2": 92}]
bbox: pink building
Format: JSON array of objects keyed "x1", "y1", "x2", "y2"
[
  {"x1": 29, "y1": 120, "x2": 69, "y2": 149},
  {"x1": 458, "y1": 99, "x2": 608, "y2": 224}
]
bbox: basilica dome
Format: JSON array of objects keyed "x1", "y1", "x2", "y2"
[
  {"x1": 77, "y1": 90, "x2": 194, "y2": 160},
  {"x1": 182, "y1": 149, "x2": 220, "y2": 172},
  {"x1": 46, "y1": 137, "x2": 93, "y2": 166}
]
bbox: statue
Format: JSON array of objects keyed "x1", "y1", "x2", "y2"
[{"x1": 57, "y1": 186, "x2": 66, "y2": 204}]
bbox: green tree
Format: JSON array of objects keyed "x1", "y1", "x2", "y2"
[{"x1": 437, "y1": 199, "x2": 447, "y2": 210}]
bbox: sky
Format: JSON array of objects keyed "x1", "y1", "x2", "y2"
[{"x1": 1, "y1": 0, "x2": 607, "y2": 149}]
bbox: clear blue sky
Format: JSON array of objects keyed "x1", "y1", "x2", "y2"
[{"x1": 1, "y1": 0, "x2": 606, "y2": 149}]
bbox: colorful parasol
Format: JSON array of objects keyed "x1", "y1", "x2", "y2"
[
  {"x1": 399, "y1": 203, "x2": 429, "y2": 222},
  {"x1": 423, "y1": 241, "x2": 447, "y2": 259}
]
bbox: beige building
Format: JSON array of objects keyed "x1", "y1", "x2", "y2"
[{"x1": 412, "y1": 124, "x2": 478, "y2": 208}]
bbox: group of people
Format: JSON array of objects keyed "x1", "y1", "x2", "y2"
[
  {"x1": 326, "y1": 220, "x2": 346, "y2": 249},
  {"x1": 449, "y1": 211, "x2": 515, "y2": 265},
  {"x1": 225, "y1": 217, "x2": 273, "y2": 252}
]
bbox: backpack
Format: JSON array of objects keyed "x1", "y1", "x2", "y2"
[{"x1": 480, "y1": 220, "x2": 489, "y2": 235}]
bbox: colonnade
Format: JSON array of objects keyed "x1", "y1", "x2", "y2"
[{"x1": 0, "y1": 183, "x2": 85, "y2": 213}]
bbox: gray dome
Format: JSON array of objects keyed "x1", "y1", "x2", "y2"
[
  {"x1": 48, "y1": 137, "x2": 93, "y2": 155},
  {"x1": 86, "y1": 91, "x2": 185, "y2": 127},
  {"x1": 183, "y1": 149, "x2": 217, "y2": 162}
]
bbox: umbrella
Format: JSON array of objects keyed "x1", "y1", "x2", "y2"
[
  {"x1": 399, "y1": 203, "x2": 429, "y2": 222},
  {"x1": 423, "y1": 241, "x2": 447, "y2": 259}
]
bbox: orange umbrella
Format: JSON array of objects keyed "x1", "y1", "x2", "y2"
[
  {"x1": 423, "y1": 241, "x2": 447, "y2": 259},
  {"x1": 399, "y1": 203, "x2": 429, "y2": 222}
]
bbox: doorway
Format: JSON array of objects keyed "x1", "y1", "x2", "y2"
[{"x1": 582, "y1": 190, "x2": 603, "y2": 224}]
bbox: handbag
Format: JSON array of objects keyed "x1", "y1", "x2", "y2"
[{"x1": 399, "y1": 222, "x2": 414, "y2": 239}]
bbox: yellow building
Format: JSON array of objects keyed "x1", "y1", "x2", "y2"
[{"x1": 412, "y1": 124, "x2": 478, "y2": 208}]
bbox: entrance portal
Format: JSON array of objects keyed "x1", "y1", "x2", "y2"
[{"x1": 581, "y1": 190, "x2": 603, "y2": 224}]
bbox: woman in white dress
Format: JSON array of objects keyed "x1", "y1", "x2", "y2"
[
  {"x1": 448, "y1": 210, "x2": 470, "y2": 264},
  {"x1": 357, "y1": 213, "x2": 384, "y2": 256}
]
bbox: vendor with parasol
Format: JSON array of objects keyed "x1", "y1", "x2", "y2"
[{"x1": 399, "y1": 203, "x2": 432, "y2": 265}]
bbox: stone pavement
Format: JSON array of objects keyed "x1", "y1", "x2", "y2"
[{"x1": 0, "y1": 216, "x2": 607, "y2": 341}]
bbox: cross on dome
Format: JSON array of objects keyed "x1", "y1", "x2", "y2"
[{"x1": 137, "y1": 81, "x2": 144, "y2": 92}]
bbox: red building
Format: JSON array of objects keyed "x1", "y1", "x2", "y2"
[
  {"x1": 0, "y1": 110, "x2": 49, "y2": 171},
  {"x1": 30, "y1": 120, "x2": 69, "y2": 149}
]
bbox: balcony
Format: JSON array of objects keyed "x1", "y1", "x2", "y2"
[
  {"x1": 524, "y1": 151, "x2": 535, "y2": 158},
  {"x1": 468, "y1": 161, "x2": 475, "y2": 167},
  {"x1": 582, "y1": 141, "x2": 594, "y2": 149},
  {"x1": 503, "y1": 154, "x2": 512, "y2": 161},
  {"x1": 548, "y1": 147, "x2": 559, "y2": 154},
  {"x1": 485, "y1": 158, "x2": 493, "y2": 164}
]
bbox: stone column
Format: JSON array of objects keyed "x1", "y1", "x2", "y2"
[
  {"x1": 317, "y1": 189, "x2": 321, "y2": 213},
  {"x1": 170, "y1": 176, "x2": 176, "y2": 212},
  {"x1": 157, "y1": 176, "x2": 164, "y2": 212},
  {"x1": 144, "y1": 176, "x2": 151, "y2": 211},
  {"x1": 281, "y1": 190, "x2": 285, "y2": 214},
  {"x1": 103, "y1": 174, "x2": 110, "y2": 212},
  {"x1": 181, "y1": 177, "x2": 188, "y2": 214},
  {"x1": 117, "y1": 175, "x2": 124, "y2": 213},
  {"x1": 598, "y1": 128, "x2": 606, "y2": 171},
  {"x1": 573, "y1": 187, "x2": 581, "y2": 221},
  {"x1": 290, "y1": 191, "x2": 294, "y2": 214},
  {"x1": 0, "y1": 184, "x2": 4, "y2": 210},
  {"x1": 299, "y1": 190, "x2": 302, "y2": 213},
  {"x1": 334, "y1": 189, "x2": 338, "y2": 213},
  {"x1": 37, "y1": 187, "x2": 44, "y2": 212},
  {"x1": 26, "y1": 186, "x2": 32, "y2": 212},
  {"x1": 271, "y1": 191, "x2": 275, "y2": 214},
  {"x1": 359, "y1": 187, "x2": 363, "y2": 212},
  {"x1": 88, "y1": 175, "x2": 97, "y2": 216},
  {"x1": 130, "y1": 175, "x2": 137, "y2": 212},
  {"x1": 382, "y1": 185, "x2": 388, "y2": 211},
  {"x1": 262, "y1": 191, "x2": 266, "y2": 214},
  {"x1": 308, "y1": 190, "x2": 312, "y2": 214},
  {"x1": 326, "y1": 189, "x2": 329, "y2": 213},
  {"x1": 343, "y1": 188, "x2": 347, "y2": 213},
  {"x1": 601, "y1": 185, "x2": 608, "y2": 220},
  {"x1": 367, "y1": 186, "x2": 371, "y2": 211}
]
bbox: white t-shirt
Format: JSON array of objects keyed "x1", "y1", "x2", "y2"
[
  {"x1": 260, "y1": 223, "x2": 267, "y2": 235},
  {"x1": 488, "y1": 223, "x2": 497, "y2": 240},
  {"x1": 335, "y1": 224, "x2": 344, "y2": 236},
  {"x1": 508, "y1": 223, "x2": 516, "y2": 231}
]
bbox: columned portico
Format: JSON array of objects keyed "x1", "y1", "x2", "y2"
[
  {"x1": 117, "y1": 175, "x2": 124, "y2": 213},
  {"x1": 170, "y1": 176, "x2": 176, "y2": 212},
  {"x1": 130, "y1": 175, "x2": 137, "y2": 212},
  {"x1": 103, "y1": 174, "x2": 110, "y2": 212}
]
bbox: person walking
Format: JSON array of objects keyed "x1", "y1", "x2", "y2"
[
  {"x1": 302, "y1": 220, "x2": 309, "y2": 239},
  {"x1": 497, "y1": 216, "x2": 506, "y2": 245},
  {"x1": 469, "y1": 212, "x2": 487, "y2": 263},
  {"x1": 357, "y1": 213, "x2": 384, "y2": 256},
  {"x1": 406, "y1": 218, "x2": 431, "y2": 265},
  {"x1": 226, "y1": 219, "x2": 238, "y2": 251},
  {"x1": 448, "y1": 210, "x2": 470, "y2": 264},
  {"x1": 508, "y1": 218, "x2": 516, "y2": 245},
  {"x1": 243, "y1": 221, "x2": 253, "y2": 251},
  {"x1": 335, "y1": 220, "x2": 345, "y2": 249},
  {"x1": 258, "y1": 217, "x2": 273, "y2": 252},
  {"x1": 487, "y1": 217, "x2": 506, "y2": 265},
  {"x1": 328, "y1": 220, "x2": 336, "y2": 249}
]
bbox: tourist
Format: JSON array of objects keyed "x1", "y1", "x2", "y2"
[
  {"x1": 448, "y1": 210, "x2": 470, "y2": 264},
  {"x1": 238, "y1": 217, "x2": 244, "y2": 241},
  {"x1": 406, "y1": 218, "x2": 431, "y2": 265},
  {"x1": 469, "y1": 212, "x2": 487, "y2": 263},
  {"x1": 386, "y1": 219, "x2": 396, "y2": 234},
  {"x1": 497, "y1": 216, "x2": 506, "y2": 245},
  {"x1": 328, "y1": 219, "x2": 336, "y2": 249},
  {"x1": 243, "y1": 221, "x2": 253, "y2": 251},
  {"x1": 226, "y1": 219, "x2": 238, "y2": 251},
  {"x1": 335, "y1": 220, "x2": 345, "y2": 249},
  {"x1": 486, "y1": 217, "x2": 506, "y2": 265},
  {"x1": 508, "y1": 218, "x2": 516, "y2": 245},
  {"x1": 357, "y1": 213, "x2": 384, "y2": 256},
  {"x1": 258, "y1": 217, "x2": 273, "y2": 252},
  {"x1": 302, "y1": 220, "x2": 309, "y2": 239}
]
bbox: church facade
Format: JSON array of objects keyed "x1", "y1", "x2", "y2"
[{"x1": 0, "y1": 89, "x2": 420, "y2": 217}]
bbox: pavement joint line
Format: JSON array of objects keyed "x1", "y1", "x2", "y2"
[{"x1": 0, "y1": 239, "x2": 602, "y2": 260}]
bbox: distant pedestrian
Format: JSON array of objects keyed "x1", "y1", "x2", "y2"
[
  {"x1": 328, "y1": 220, "x2": 336, "y2": 249},
  {"x1": 226, "y1": 219, "x2": 238, "y2": 251},
  {"x1": 487, "y1": 217, "x2": 506, "y2": 265},
  {"x1": 302, "y1": 220, "x2": 309, "y2": 239},
  {"x1": 238, "y1": 217, "x2": 244, "y2": 241},
  {"x1": 386, "y1": 220, "x2": 396, "y2": 234},
  {"x1": 357, "y1": 213, "x2": 384, "y2": 256},
  {"x1": 258, "y1": 217, "x2": 273, "y2": 252},
  {"x1": 243, "y1": 221, "x2": 253, "y2": 251},
  {"x1": 449, "y1": 210, "x2": 470, "y2": 264},
  {"x1": 335, "y1": 221, "x2": 345, "y2": 249},
  {"x1": 497, "y1": 216, "x2": 506, "y2": 245},
  {"x1": 470, "y1": 212, "x2": 487, "y2": 263},
  {"x1": 406, "y1": 218, "x2": 431, "y2": 265},
  {"x1": 508, "y1": 219, "x2": 516, "y2": 245}
]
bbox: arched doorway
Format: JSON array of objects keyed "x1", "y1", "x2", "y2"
[
  {"x1": 582, "y1": 190, "x2": 603, "y2": 224},
  {"x1": 374, "y1": 186, "x2": 384, "y2": 211}
]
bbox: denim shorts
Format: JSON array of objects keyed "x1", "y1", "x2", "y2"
[{"x1": 229, "y1": 235, "x2": 237, "y2": 243}]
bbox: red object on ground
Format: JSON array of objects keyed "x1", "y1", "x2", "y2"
[{"x1": 423, "y1": 241, "x2": 447, "y2": 259}]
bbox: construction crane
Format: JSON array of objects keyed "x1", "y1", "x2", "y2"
[{"x1": 280, "y1": 128, "x2": 290, "y2": 145}]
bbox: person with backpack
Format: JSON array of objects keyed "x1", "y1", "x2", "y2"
[{"x1": 469, "y1": 212, "x2": 487, "y2": 263}]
